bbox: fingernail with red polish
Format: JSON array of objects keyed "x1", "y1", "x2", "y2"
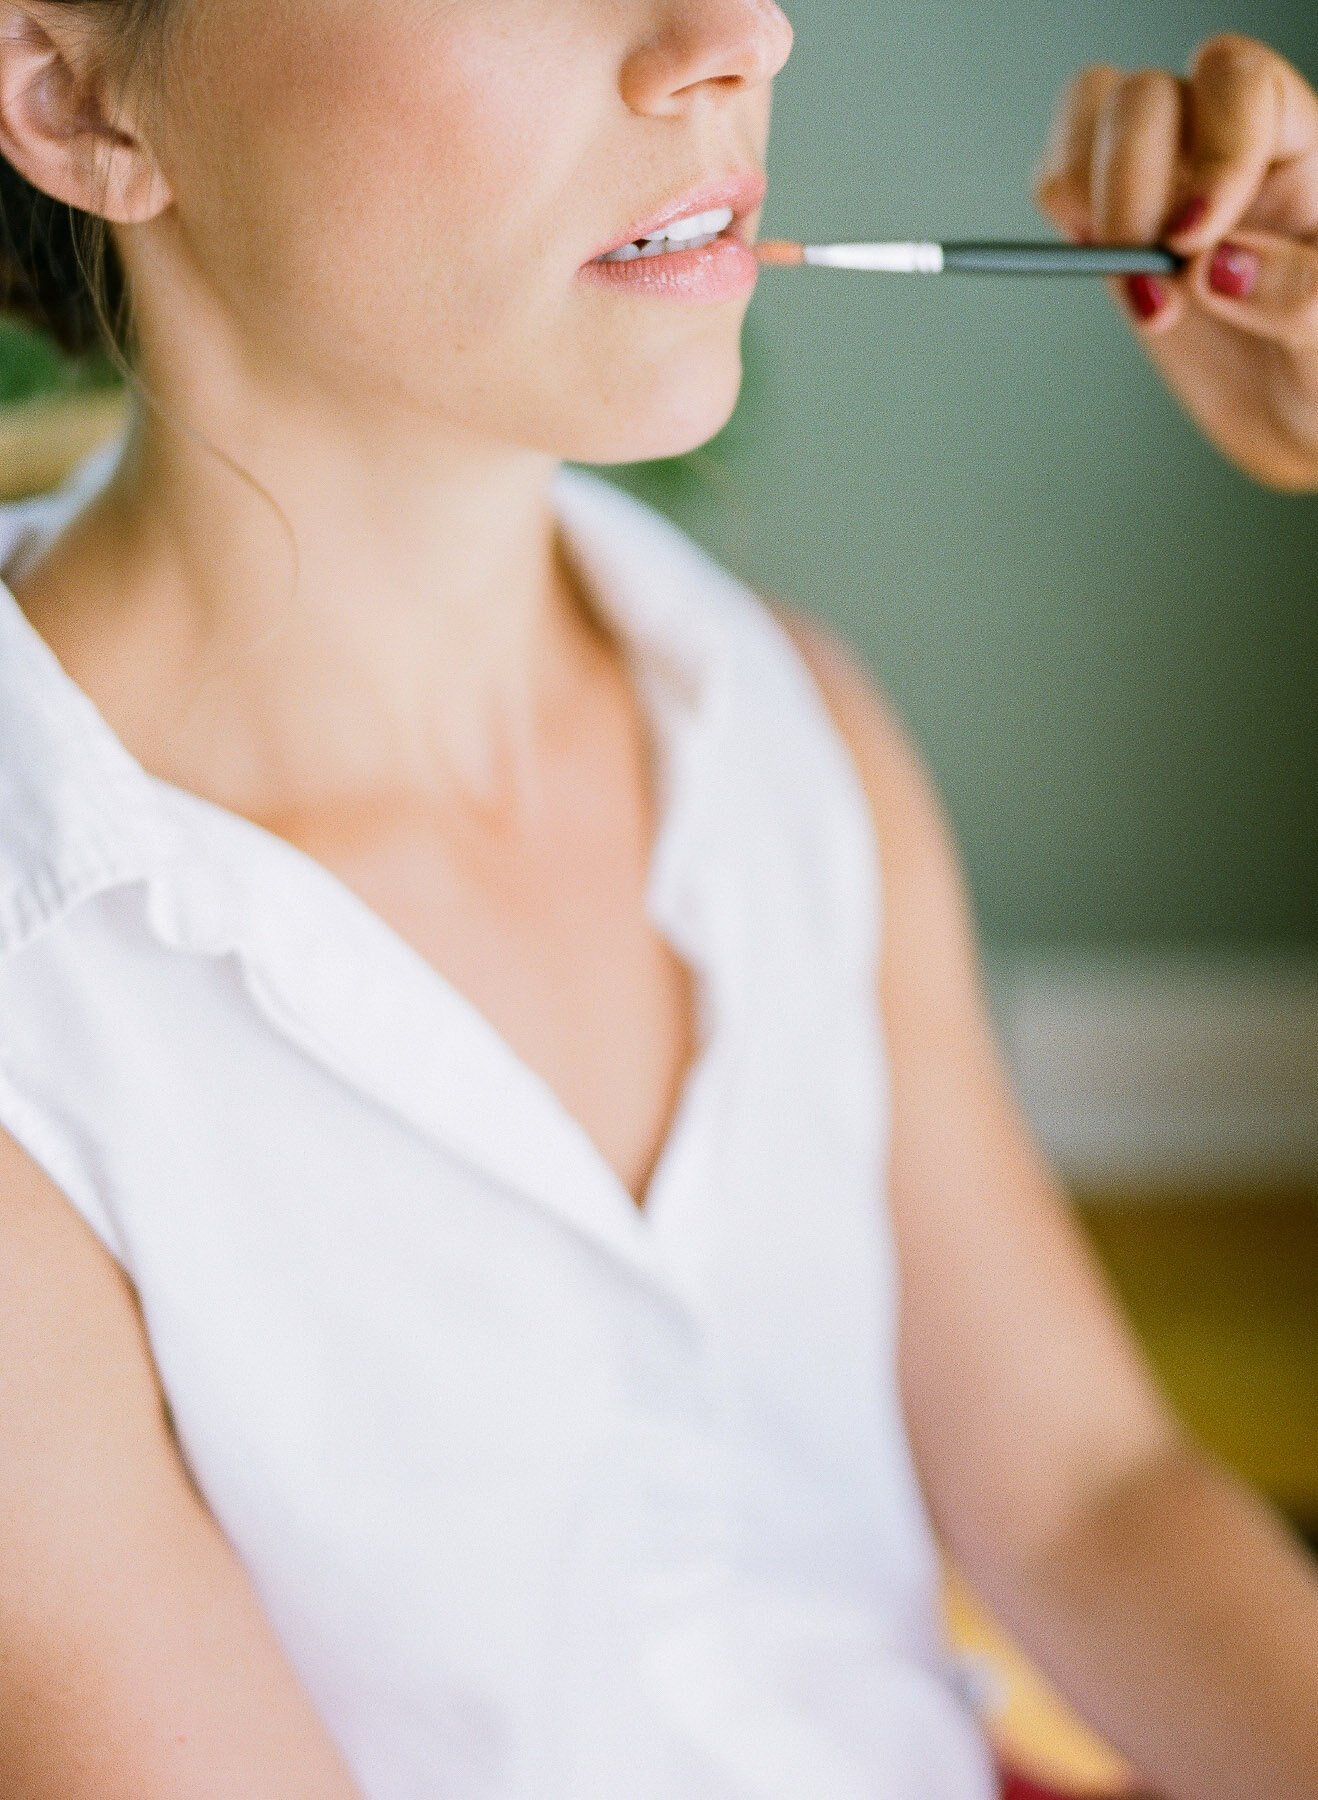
[
  {"x1": 1208, "y1": 242, "x2": 1259, "y2": 299},
  {"x1": 1125, "y1": 274, "x2": 1168, "y2": 321},
  {"x1": 1167, "y1": 195, "x2": 1208, "y2": 238}
]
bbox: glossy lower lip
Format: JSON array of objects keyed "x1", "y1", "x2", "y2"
[{"x1": 577, "y1": 236, "x2": 759, "y2": 302}]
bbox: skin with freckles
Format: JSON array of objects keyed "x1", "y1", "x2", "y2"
[
  {"x1": 0, "y1": 6, "x2": 1316, "y2": 1796},
  {"x1": 0, "y1": 0, "x2": 791, "y2": 822},
  {"x1": 137, "y1": 0, "x2": 783, "y2": 463}
]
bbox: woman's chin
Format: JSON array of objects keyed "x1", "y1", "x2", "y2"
[{"x1": 559, "y1": 361, "x2": 744, "y2": 467}]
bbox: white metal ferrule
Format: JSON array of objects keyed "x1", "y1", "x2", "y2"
[{"x1": 803, "y1": 242, "x2": 945, "y2": 274}]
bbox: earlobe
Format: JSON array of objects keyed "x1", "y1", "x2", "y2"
[{"x1": 0, "y1": 1, "x2": 171, "y2": 222}]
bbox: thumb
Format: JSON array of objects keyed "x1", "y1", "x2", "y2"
[{"x1": 1191, "y1": 227, "x2": 1318, "y2": 349}]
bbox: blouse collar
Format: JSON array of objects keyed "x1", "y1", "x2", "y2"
[{"x1": 0, "y1": 432, "x2": 739, "y2": 965}]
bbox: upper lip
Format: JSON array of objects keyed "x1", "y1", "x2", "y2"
[{"x1": 586, "y1": 168, "x2": 768, "y2": 262}]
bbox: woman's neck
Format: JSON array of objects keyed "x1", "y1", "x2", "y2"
[{"x1": 15, "y1": 401, "x2": 615, "y2": 825}]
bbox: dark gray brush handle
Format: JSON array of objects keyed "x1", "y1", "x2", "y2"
[{"x1": 942, "y1": 242, "x2": 1185, "y2": 276}]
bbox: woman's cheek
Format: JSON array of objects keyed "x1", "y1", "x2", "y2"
[{"x1": 283, "y1": 19, "x2": 585, "y2": 310}]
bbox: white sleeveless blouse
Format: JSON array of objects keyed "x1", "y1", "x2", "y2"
[{"x1": 0, "y1": 436, "x2": 1002, "y2": 1800}]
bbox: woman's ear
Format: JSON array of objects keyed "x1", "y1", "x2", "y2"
[{"x1": 0, "y1": 1, "x2": 170, "y2": 221}]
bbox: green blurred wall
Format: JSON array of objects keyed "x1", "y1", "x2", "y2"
[{"x1": 612, "y1": 0, "x2": 1316, "y2": 957}]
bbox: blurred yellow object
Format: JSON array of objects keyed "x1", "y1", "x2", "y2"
[
  {"x1": 943, "y1": 1567, "x2": 1136, "y2": 1794},
  {"x1": 0, "y1": 388, "x2": 129, "y2": 503},
  {"x1": 1080, "y1": 1193, "x2": 1318, "y2": 1522}
]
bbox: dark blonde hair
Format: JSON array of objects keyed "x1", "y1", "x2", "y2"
[{"x1": 0, "y1": 0, "x2": 169, "y2": 364}]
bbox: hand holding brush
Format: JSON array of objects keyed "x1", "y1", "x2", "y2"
[{"x1": 753, "y1": 35, "x2": 1318, "y2": 492}]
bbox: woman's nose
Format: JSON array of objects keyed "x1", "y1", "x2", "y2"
[{"x1": 619, "y1": 0, "x2": 794, "y2": 114}]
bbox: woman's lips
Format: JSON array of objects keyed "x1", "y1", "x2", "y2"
[
  {"x1": 586, "y1": 170, "x2": 768, "y2": 262},
  {"x1": 578, "y1": 234, "x2": 759, "y2": 302},
  {"x1": 578, "y1": 169, "x2": 765, "y2": 300}
]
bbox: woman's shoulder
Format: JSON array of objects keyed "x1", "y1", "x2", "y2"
[
  {"x1": 765, "y1": 600, "x2": 993, "y2": 1017},
  {"x1": 0, "y1": 516, "x2": 158, "y2": 964},
  {"x1": 766, "y1": 602, "x2": 953, "y2": 869}
]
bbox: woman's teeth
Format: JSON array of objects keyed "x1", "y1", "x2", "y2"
[{"x1": 596, "y1": 206, "x2": 735, "y2": 263}]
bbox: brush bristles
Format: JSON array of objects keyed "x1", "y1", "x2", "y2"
[{"x1": 752, "y1": 239, "x2": 806, "y2": 267}]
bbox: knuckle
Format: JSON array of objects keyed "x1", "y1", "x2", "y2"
[
  {"x1": 1031, "y1": 167, "x2": 1072, "y2": 208},
  {"x1": 1191, "y1": 32, "x2": 1265, "y2": 85},
  {"x1": 1035, "y1": 171, "x2": 1090, "y2": 229},
  {"x1": 1059, "y1": 61, "x2": 1099, "y2": 95},
  {"x1": 1085, "y1": 60, "x2": 1125, "y2": 87},
  {"x1": 1060, "y1": 61, "x2": 1122, "y2": 116},
  {"x1": 1116, "y1": 67, "x2": 1176, "y2": 113}
]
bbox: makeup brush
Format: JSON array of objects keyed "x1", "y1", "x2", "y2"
[{"x1": 755, "y1": 239, "x2": 1185, "y2": 276}]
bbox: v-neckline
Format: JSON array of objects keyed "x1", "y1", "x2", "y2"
[
  {"x1": 141, "y1": 652, "x2": 718, "y2": 1230},
  {"x1": 0, "y1": 451, "x2": 735, "y2": 1267}
]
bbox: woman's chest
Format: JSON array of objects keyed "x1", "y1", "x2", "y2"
[
  {"x1": 0, "y1": 807, "x2": 935, "y2": 1785},
  {"x1": 247, "y1": 796, "x2": 701, "y2": 1212},
  {"x1": 93, "y1": 923, "x2": 918, "y2": 1694}
]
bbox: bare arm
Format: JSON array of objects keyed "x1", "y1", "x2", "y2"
[
  {"x1": 776, "y1": 603, "x2": 1318, "y2": 1800},
  {"x1": 0, "y1": 1124, "x2": 363, "y2": 1799},
  {"x1": 1004, "y1": 1442, "x2": 1318, "y2": 1800}
]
